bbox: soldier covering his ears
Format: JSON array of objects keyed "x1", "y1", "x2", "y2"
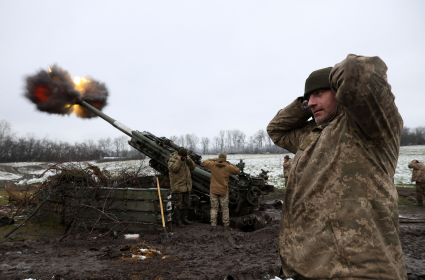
[
  {"x1": 283, "y1": 155, "x2": 291, "y2": 187},
  {"x1": 408, "y1": 159, "x2": 425, "y2": 206},
  {"x1": 202, "y1": 153, "x2": 240, "y2": 231},
  {"x1": 168, "y1": 148, "x2": 196, "y2": 228},
  {"x1": 267, "y1": 54, "x2": 407, "y2": 279}
]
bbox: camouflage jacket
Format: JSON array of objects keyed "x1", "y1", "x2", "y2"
[
  {"x1": 408, "y1": 162, "x2": 425, "y2": 183},
  {"x1": 267, "y1": 55, "x2": 406, "y2": 279},
  {"x1": 202, "y1": 158, "x2": 240, "y2": 195},
  {"x1": 283, "y1": 158, "x2": 292, "y2": 177},
  {"x1": 168, "y1": 153, "x2": 196, "y2": 193}
]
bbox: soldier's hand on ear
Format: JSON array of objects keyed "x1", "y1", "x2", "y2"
[{"x1": 302, "y1": 99, "x2": 313, "y2": 117}]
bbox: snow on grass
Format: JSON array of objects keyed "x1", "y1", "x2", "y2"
[
  {"x1": 1, "y1": 162, "x2": 53, "y2": 167},
  {"x1": 202, "y1": 153, "x2": 293, "y2": 189},
  {"x1": 0, "y1": 171, "x2": 23, "y2": 181},
  {"x1": 1, "y1": 145, "x2": 424, "y2": 188},
  {"x1": 395, "y1": 146, "x2": 425, "y2": 186},
  {"x1": 95, "y1": 159, "x2": 154, "y2": 176}
]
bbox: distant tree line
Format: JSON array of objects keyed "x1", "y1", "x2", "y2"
[
  {"x1": 400, "y1": 126, "x2": 425, "y2": 146},
  {"x1": 0, "y1": 120, "x2": 140, "y2": 163},
  {"x1": 170, "y1": 129, "x2": 288, "y2": 155},
  {"x1": 2, "y1": 119, "x2": 423, "y2": 163}
]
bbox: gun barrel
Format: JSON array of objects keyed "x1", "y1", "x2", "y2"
[{"x1": 77, "y1": 99, "x2": 133, "y2": 137}]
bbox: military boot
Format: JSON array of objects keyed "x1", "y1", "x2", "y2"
[
  {"x1": 173, "y1": 208, "x2": 185, "y2": 228},
  {"x1": 415, "y1": 200, "x2": 424, "y2": 206},
  {"x1": 181, "y1": 209, "x2": 193, "y2": 225}
]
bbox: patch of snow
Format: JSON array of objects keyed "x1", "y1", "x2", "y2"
[
  {"x1": 0, "y1": 171, "x2": 23, "y2": 181},
  {"x1": 1, "y1": 162, "x2": 53, "y2": 167},
  {"x1": 139, "y1": 248, "x2": 161, "y2": 254},
  {"x1": 1, "y1": 146, "x2": 424, "y2": 188},
  {"x1": 132, "y1": 254, "x2": 146, "y2": 260},
  {"x1": 124, "y1": 234, "x2": 139, "y2": 239}
]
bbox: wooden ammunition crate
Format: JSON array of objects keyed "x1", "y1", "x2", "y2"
[{"x1": 37, "y1": 175, "x2": 173, "y2": 233}]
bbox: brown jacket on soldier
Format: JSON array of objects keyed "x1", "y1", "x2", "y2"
[
  {"x1": 267, "y1": 55, "x2": 406, "y2": 279},
  {"x1": 202, "y1": 158, "x2": 240, "y2": 195},
  {"x1": 408, "y1": 161, "x2": 425, "y2": 183}
]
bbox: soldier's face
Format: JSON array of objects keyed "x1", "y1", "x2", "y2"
[{"x1": 307, "y1": 89, "x2": 338, "y2": 124}]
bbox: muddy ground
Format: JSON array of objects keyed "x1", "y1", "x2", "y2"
[{"x1": 1, "y1": 188, "x2": 425, "y2": 280}]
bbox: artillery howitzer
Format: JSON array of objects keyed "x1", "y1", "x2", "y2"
[{"x1": 74, "y1": 99, "x2": 274, "y2": 230}]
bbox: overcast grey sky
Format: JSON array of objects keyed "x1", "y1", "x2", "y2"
[{"x1": 1, "y1": 0, "x2": 424, "y2": 144}]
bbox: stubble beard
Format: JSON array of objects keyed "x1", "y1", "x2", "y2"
[{"x1": 314, "y1": 107, "x2": 337, "y2": 124}]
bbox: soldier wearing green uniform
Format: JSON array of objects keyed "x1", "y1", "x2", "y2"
[
  {"x1": 408, "y1": 159, "x2": 425, "y2": 206},
  {"x1": 282, "y1": 155, "x2": 291, "y2": 187},
  {"x1": 168, "y1": 148, "x2": 196, "y2": 228},
  {"x1": 267, "y1": 54, "x2": 407, "y2": 279}
]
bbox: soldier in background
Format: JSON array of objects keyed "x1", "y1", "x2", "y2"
[
  {"x1": 408, "y1": 159, "x2": 425, "y2": 206},
  {"x1": 202, "y1": 153, "x2": 240, "y2": 231},
  {"x1": 267, "y1": 55, "x2": 406, "y2": 279},
  {"x1": 168, "y1": 148, "x2": 196, "y2": 227},
  {"x1": 282, "y1": 155, "x2": 291, "y2": 187}
]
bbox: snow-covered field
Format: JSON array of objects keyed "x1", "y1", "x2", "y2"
[{"x1": 0, "y1": 145, "x2": 424, "y2": 188}]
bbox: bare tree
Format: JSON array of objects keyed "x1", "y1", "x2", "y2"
[
  {"x1": 231, "y1": 129, "x2": 246, "y2": 153},
  {"x1": 113, "y1": 136, "x2": 129, "y2": 157},
  {"x1": 218, "y1": 130, "x2": 225, "y2": 152},
  {"x1": 98, "y1": 137, "x2": 113, "y2": 157},
  {"x1": 169, "y1": 135, "x2": 179, "y2": 144},
  {"x1": 0, "y1": 120, "x2": 14, "y2": 159},
  {"x1": 177, "y1": 135, "x2": 186, "y2": 147},
  {"x1": 225, "y1": 130, "x2": 232, "y2": 152},
  {"x1": 213, "y1": 136, "x2": 220, "y2": 154},
  {"x1": 254, "y1": 130, "x2": 265, "y2": 152},
  {"x1": 185, "y1": 133, "x2": 199, "y2": 151},
  {"x1": 201, "y1": 137, "x2": 210, "y2": 154}
]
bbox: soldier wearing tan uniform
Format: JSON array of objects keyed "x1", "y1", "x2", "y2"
[
  {"x1": 168, "y1": 148, "x2": 196, "y2": 228},
  {"x1": 408, "y1": 159, "x2": 425, "y2": 206},
  {"x1": 202, "y1": 153, "x2": 240, "y2": 231},
  {"x1": 267, "y1": 55, "x2": 407, "y2": 279},
  {"x1": 282, "y1": 155, "x2": 291, "y2": 187}
]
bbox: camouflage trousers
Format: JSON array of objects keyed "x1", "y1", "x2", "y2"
[
  {"x1": 210, "y1": 192, "x2": 229, "y2": 227},
  {"x1": 172, "y1": 191, "x2": 190, "y2": 210},
  {"x1": 284, "y1": 176, "x2": 288, "y2": 187},
  {"x1": 416, "y1": 182, "x2": 425, "y2": 202}
]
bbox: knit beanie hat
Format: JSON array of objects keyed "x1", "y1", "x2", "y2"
[
  {"x1": 284, "y1": 155, "x2": 290, "y2": 160},
  {"x1": 178, "y1": 148, "x2": 188, "y2": 157},
  {"x1": 304, "y1": 67, "x2": 332, "y2": 99},
  {"x1": 218, "y1": 153, "x2": 227, "y2": 160}
]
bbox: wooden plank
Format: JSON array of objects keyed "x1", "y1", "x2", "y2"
[
  {"x1": 88, "y1": 199, "x2": 173, "y2": 212},
  {"x1": 96, "y1": 188, "x2": 171, "y2": 200},
  {"x1": 38, "y1": 187, "x2": 172, "y2": 201},
  {"x1": 77, "y1": 209, "x2": 173, "y2": 224}
]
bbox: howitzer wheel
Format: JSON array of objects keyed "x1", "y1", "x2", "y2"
[
  {"x1": 228, "y1": 188, "x2": 240, "y2": 205},
  {"x1": 246, "y1": 189, "x2": 258, "y2": 206}
]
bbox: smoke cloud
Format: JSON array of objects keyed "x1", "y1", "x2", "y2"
[{"x1": 24, "y1": 65, "x2": 108, "y2": 118}]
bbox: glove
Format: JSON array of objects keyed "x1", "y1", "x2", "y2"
[{"x1": 302, "y1": 99, "x2": 313, "y2": 118}]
